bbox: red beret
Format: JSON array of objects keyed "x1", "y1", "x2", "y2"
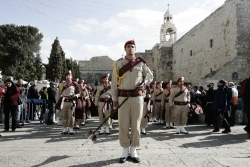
[
  {"x1": 65, "y1": 70, "x2": 72, "y2": 76},
  {"x1": 177, "y1": 77, "x2": 184, "y2": 82},
  {"x1": 167, "y1": 80, "x2": 172, "y2": 84},
  {"x1": 156, "y1": 81, "x2": 163, "y2": 85},
  {"x1": 124, "y1": 40, "x2": 135, "y2": 48},
  {"x1": 102, "y1": 73, "x2": 110, "y2": 79},
  {"x1": 78, "y1": 79, "x2": 84, "y2": 84}
]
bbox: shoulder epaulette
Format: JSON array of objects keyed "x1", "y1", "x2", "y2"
[{"x1": 137, "y1": 56, "x2": 148, "y2": 66}]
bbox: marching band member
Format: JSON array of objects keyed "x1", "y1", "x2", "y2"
[
  {"x1": 149, "y1": 81, "x2": 156, "y2": 122},
  {"x1": 169, "y1": 77, "x2": 190, "y2": 134},
  {"x1": 58, "y1": 71, "x2": 80, "y2": 134},
  {"x1": 153, "y1": 81, "x2": 164, "y2": 125},
  {"x1": 95, "y1": 74, "x2": 112, "y2": 135},
  {"x1": 74, "y1": 80, "x2": 89, "y2": 129},
  {"x1": 141, "y1": 85, "x2": 152, "y2": 135},
  {"x1": 161, "y1": 80, "x2": 174, "y2": 129},
  {"x1": 111, "y1": 40, "x2": 153, "y2": 163}
]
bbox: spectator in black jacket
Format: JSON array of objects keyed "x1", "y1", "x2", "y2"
[
  {"x1": 39, "y1": 87, "x2": 47, "y2": 123},
  {"x1": 27, "y1": 84, "x2": 40, "y2": 121},
  {"x1": 47, "y1": 82, "x2": 57, "y2": 125},
  {"x1": 205, "y1": 83, "x2": 215, "y2": 126},
  {"x1": 212, "y1": 80, "x2": 231, "y2": 133}
]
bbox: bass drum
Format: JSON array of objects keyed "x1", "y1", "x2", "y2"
[
  {"x1": 110, "y1": 109, "x2": 118, "y2": 120},
  {"x1": 88, "y1": 98, "x2": 98, "y2": 117}
]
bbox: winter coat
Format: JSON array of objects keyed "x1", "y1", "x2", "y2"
[
  {"x1": 212, "y1": 85, "x2": 228, "y2": 112},
  {"x1": 3, "y1": 85, "x2": 20, "y2": 107}
]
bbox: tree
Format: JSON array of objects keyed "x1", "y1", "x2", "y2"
[
  {"x1": 0, "y1": 24, "x2": 43, "y2": 81},
  {"x1": 46, "y1": 37, "x2": 66, "y2": 81},
  {"x1": 34, "y1": 52, "x2": 43, "y2": 80}
]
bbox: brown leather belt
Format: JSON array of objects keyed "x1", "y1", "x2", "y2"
[
  {"x1": 118, "y1": 90, "x2": 142, "y2": 97},
  {"x1": 174, "y1": 101, "x2": 188, "y2": 105},
  {"x1": 165, "y1": 99, "x2": 169, "y2": 103},
  {"x1": 155, "y1": 99, "x2": 161, "y2": 102},
  {"x1": 99, "y1": 98, "x2": 110, "y2": 102}
]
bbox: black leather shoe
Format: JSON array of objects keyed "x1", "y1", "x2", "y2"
[
  {"x1": 119, "y1": 157, "x2": 127, "y2": 163},
  {"x1": 61, "y1": 132, "x2": 68, "y2": 134},
  {"x1": 12, "y1": 129, "x2": 16, "y2": 132},
  {"x1": 16, "y1": 125, "x2": 23, "y2": 128},
  {"x1": 99, "y1": 132, "x2": 104, "y2": 135},
  {"x1": 131, "y1": 157, "x2": 140, "y2": 163},
  {"x1": 212, "y1": 128, "x2": 220, "y2": 132},
  {"x1": 176, "y1": 132, "x2": 180, "y2": 134},
  {"x1": 141, "y1": 132, "x2": 147, "y2": 135},
  {"x1": 3, "y1": 130, "x2": 9, "y2": 132},
  {"x1": 222, "y1": 129, "x2": 231, "y2": 133},
  {"x1": 73, "y1": 127, "x2": 80, "y2": 129}
]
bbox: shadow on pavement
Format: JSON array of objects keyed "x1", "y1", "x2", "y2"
[{"x1": 31, "y1": 156, "x2": 70, "y2": 167}]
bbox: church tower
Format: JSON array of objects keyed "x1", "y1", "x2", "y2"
[{"x1": 160, "y1": 5, "x2": 177, "y2": 48}]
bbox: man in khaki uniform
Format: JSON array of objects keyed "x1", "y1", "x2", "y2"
[
  {"x1": 58, "y1": 71, "x2": 80, "y2": 134},
  {"x1": 95, "y1": 74, "x2": 112, "y2": 135},
  {"x1": 74, "y1": 80, "x2": 89, "y2": 129},
  {"x1": 111, "y1": 40, "x2": 153, "y2": 163},
  {"x1": 141, "y1": 86, "x2": 151, "y2": 135},
  {"x1": 152, "y1": 81, "x2": 164, "y2": 125},
  {"x1": 169, "y1": 77, "x2": 190, "y2": 134},
  {"x1": 149, "y1": 81, "x2": 156, "y2": 122},
  {"x1": 161, "y1": 80, "x2": 174, "y2": 129}
]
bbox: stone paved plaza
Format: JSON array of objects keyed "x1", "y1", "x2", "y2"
[{"x1": 0, "y1": 117, "x2": 250, "y2": 167}]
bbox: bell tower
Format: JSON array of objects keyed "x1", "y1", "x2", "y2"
[{"x1": 160, "y1": 4, "x2": 177, "y2": 47}]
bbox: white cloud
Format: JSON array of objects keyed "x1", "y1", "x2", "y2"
[{"x1": 60, "y1": 39, "x2": 77, "y2": 50}]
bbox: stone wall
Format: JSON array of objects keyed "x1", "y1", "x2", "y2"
[
  {"x1": 78, "y1": 56, "x2": 114, "y2": 86},
  {"x1": 199, "y1": 0, "x2": 250, "y2": 85},
  {"x1": 172, "y1": 0, "x2": 238, "y2": 86}
]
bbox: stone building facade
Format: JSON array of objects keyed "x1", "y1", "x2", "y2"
[
  {"x1": 136, "y1": 0, "x2": 250, "y2": 86},
  {"x1": 78, "y1": 56, "x2": 114, "y2": 86}
]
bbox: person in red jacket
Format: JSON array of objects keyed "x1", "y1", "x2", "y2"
[{"x1": 2, "y1": 79, "x2": 20, "y2": 132}]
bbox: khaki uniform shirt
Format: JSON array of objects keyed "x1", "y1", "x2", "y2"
[
  {"x1": 95, "y1": 84, "x2": 112, "y2": 106},
  {"x1": 161, "y1": 89, "x2": 171, "y2": 106},
  {"x1": 111, "y1": 58, "x2": 153, "y2": 101},
  {"x1": 169, "y1": 86, "x2": 190, "y2": 106}
]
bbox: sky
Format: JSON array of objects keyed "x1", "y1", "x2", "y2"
[{"x1": 0, "y1": 0, "x2": 226, "y2": 64}]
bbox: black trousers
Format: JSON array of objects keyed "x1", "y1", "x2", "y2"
[
  {"x1": 213, "y1": 110, "x2": 230, "y2": 130},
  {"x1": 4, "y1": 106, "x2": 18, "y2": 131}
]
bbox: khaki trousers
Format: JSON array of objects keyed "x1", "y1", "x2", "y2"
[
  {"x1": 155, "y1": 102, "x2": 162, "y2": 120},
  {"x1": 98, "y1": 102, "x2": 110, "y2": 127},
  {"x1": 62, "y1": 102, "x2": 75, "y2": 128},
  {"x1": 173, "y1": 105, "x2": 188, "y2": 126},
  {"x1": 141, "y1": 102, "x2": 148, "y2": 128},
  {"x1": 118, "y1": 96, "x2": 143, "y2": 148},
  {"x1": 165, "y1": 102, "x2": 174, "y2": 123}
]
